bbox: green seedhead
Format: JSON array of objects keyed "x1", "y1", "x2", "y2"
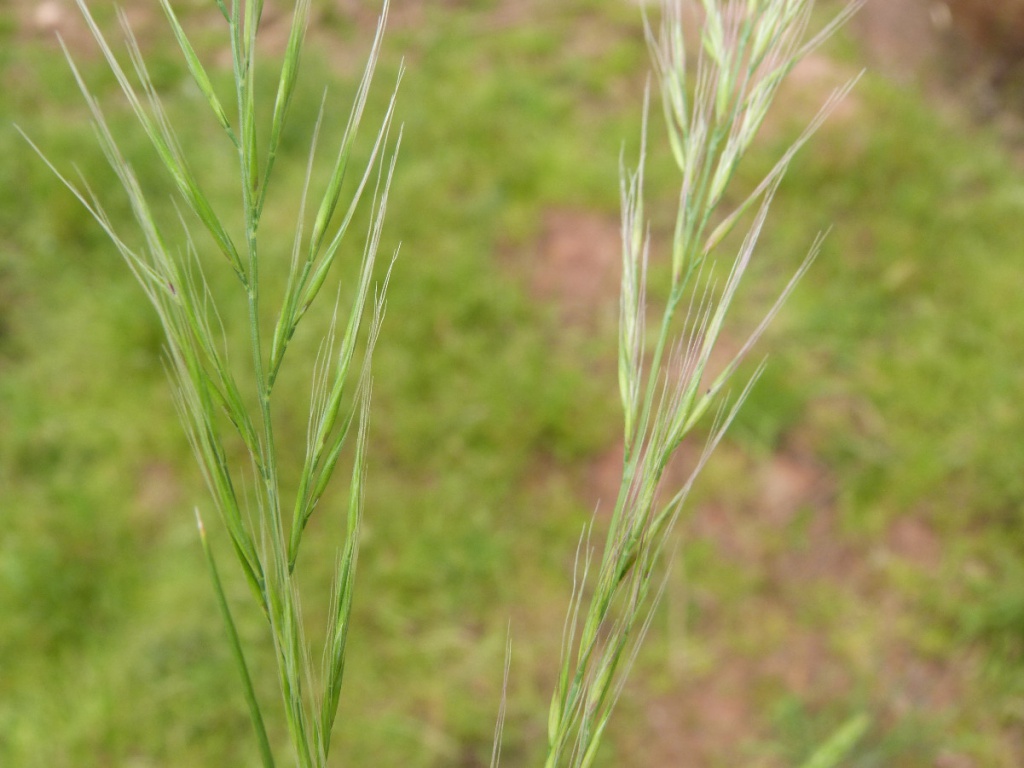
[
  {"x1": 28, "y1": 1, "x2": 401, "y2": 766},
  {"x1": 26, "y1": 0, "x2": 873, "y2": 765},
  {"x1": 542, "y1": 1, "x2": 863, "y2": 765}
]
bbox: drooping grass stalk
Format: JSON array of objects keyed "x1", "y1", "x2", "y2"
[
  {"x1": 25, "y1": 1, "x2": 401, "y2": 765},
  {"x1": 541, "y1": 2, "x2": 863, "y2": 766}
]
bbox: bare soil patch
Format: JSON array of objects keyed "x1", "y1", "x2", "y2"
[
  {"x1": 854, "y1": 0, "x2": 941, "y2": 84},
  {"x1": 857, "y1": 0, "x2": 1024, "y2": 120},
  {"x1": 528, "y1": 208, "x2": 622, "y2": 331},
  {"x1": 619, "y1": 443, "x2": 971, "y2": 766},
  {"x1": 13, "y1": 0, "x2": 125, "y2": 54}
]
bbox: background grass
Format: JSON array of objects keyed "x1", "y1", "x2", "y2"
[{"x1": 1, "y1": 1, "x2": 1022, "y2": 766}]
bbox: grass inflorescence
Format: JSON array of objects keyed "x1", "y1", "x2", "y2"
[
  {"x1": 26, "y1": 1, "x2": 401, "y2": 765},
  {"x1": 9, "y1": 0, "x2": 1022, "y2": 766},
  {"x1": 540, "y1": 2, "x2": 862, "y2": 766}
]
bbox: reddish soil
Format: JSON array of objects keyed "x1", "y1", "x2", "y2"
[
  {"x1": 857, "y1": 0, "x2": 1024, "y2": 118},
  {"x1": 614, "y1": 444, "x2": 970, "y2": 767},
  {"x1": 528, "y1": 209, "x2": 622, "y2": 331},
  {"x1": 15, "y1": 0, "x2": 123, "y2": 53},
  {"x1": 854, "y1": 0, "x2": 941, "y2": 84},
  {"x1": 945, "y1": 0, "x2": 1024, "y2": 68}
]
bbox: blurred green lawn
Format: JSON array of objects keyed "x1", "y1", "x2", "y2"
[{"x1": 1, "y1": 1, "x2": 1022, "y2": 766}]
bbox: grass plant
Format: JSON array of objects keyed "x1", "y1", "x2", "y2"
[
  {"x1": 18, "y1": 0, "x2": 961, "y2": 765},
  {"x1": 26, "y1": 1, "x2": 401, "y2": 765},
  {"x1": 539, "y1": 2, "x2": 862, "y2": 765}
]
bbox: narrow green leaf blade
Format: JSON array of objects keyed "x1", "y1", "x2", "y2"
[
  {"x1": 798, "y1": 715, "x2": 871, "y2": 768},
  {"x1": 196, "y1": 509, "x2": 276, "y2": 768},
  {"x1": 158, "y1": 0, "x2": 237, "y2": 145}
]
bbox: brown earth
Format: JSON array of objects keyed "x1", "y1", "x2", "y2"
[
  {"x1": 530, "y1": 209, "x2": 623, "y2": 331},
  {"x1": 945, "y1": 0, "x2": 1024, "y2": 71}
]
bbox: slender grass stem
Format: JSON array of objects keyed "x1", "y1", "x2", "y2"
[
  {"x1": 542, "y1": 2, "x2": 863, "y2": 765},
  {"x1": 36, "y1": 1, "x2": 401, "y2": 765},
  {"x1": 197, "y1": 509, "x2": 275, "y2": 768}
]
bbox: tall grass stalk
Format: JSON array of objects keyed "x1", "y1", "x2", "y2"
[
  {"x1": 25, "y1": 1, "x2": 401, "y2": 765},
  {"x1": 540, "y1": 2, "x2": 862, "y2": 766},
  {"x1": 28, "y1": 0, "x2": 870, "y2": 763}
]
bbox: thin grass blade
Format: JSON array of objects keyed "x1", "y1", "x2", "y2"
[
  {"x1": 798, "y1": 714, "x2": 871, "y2": 768},
  {"x1": 158, "y1": 0, "x2": 237, "y2": 145},
  {"x1": 196, "y1": 508, "x2": 276, "y2": 768}
]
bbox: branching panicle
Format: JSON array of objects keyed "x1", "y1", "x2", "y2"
[
  {"x1": 34, "y1": 2, "x2": 401, "y2": 766},
  {"x1": 542, "y1": 2, "x2": 863, "y2": 766}
]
